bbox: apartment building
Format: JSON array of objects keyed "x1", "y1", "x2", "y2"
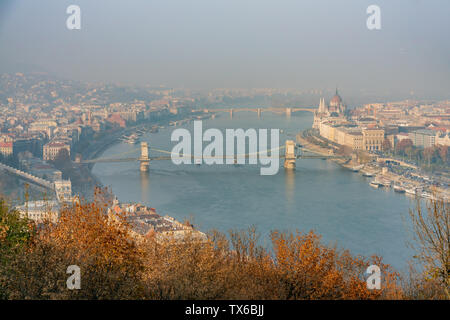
[
  {"x1": 43, "y1": 141, "x2": 70, "y2": 161},
  {"x1": 362, "y1": 128, "x2": 385, "y2": 152},
  {"x1": 409, "y1": 129, "x2": 436, "y2": 148}
]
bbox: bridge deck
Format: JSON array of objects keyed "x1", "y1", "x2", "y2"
[
  {"x1": 197, "y1": 107, "x2": 316, "y2": 113},
  {"x1": 0, "y1": 162, "x2": 54, "y2": 190},
  {"x1": 82, "y1": 154, "x2": 344, "y2": 163}
]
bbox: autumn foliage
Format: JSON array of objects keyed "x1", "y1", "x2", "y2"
[
  {"x1": 0, "y1": 190, "x2": 442, "y2": 300},
  {"x1": 1, "y1": 191, "x2": 146, "y2": 299}
]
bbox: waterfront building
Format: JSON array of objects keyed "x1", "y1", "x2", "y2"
[
  {"x1": 362, "y1": 128, "x2": 385, "y2": 151},
  {"x1": 318, "y1": 121, "x2": 337, "y2": 141},
  {"x1": 345, "y1": 131, "x2": 364, "y2": 150},
  {"x1": 43, "y1": 141, "x2": 71, "y2": 161},
  {"x1": 313, "y1": 89, "x2": 347, "y2": 129},
  {"x1": 318, "y1": 120, "x2": 365, "y2": 151},
  {"x1": 408, "y1": 129, "x2": 436, "y2": 148},
  {"x1": 328, "y1": 89, "x2": 347, "y2": 114}
]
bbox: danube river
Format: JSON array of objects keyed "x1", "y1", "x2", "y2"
[{"x1": 93, "y1": 112, "x2": 416, "y2": 271}]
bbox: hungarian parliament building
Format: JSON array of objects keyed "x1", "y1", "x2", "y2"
[
  {"x1": 312, "y1": 89, "x2": 388, "y2": 152},
  {"x1": 313, "y1": 89, "x2": 347, "y2": 129}
]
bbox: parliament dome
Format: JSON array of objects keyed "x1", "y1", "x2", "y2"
[{"x1": 330, "y1": 89, "x2": 342, "y2": 106}]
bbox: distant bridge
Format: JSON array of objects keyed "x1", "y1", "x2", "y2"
[
  {"x1": 194, "y1": 107, "x2": 316, "y2": 118},
  {"x1": 0, "y1": 162, "x2": 73, "y2": 203},
  {"x1": 0, "y1": 162, "x2": 54, "y2": 190}
]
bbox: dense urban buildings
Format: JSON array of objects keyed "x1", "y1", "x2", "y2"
[
  {"x1": 0, "y1": 71, "x2": 448, "y2": 238},
  {"x1": 314, "y1": 91, "x2": 449, "y2": 153}
]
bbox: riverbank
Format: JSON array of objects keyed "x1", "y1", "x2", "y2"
[
  {"x1": 297, "y1": 129, "x2": 449, "y2": 202},
  {"x1": 77, "y1": 124, "x2": 162, "y2": 199},
  {"x1": 92, "y1": 112, "x2": 416, "y2": 270},
  {"x1": 296, "y1": 130, "x2": 349, "y2": 166},
  {"x1": 77, "y1": 112, "x2": 213, "y2": 199}
]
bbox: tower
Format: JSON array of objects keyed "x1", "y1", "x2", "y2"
[
  {"x1": 139, "y1": 142, "x2": 150, "y2": 172},
  {"x1": 318, "y1": 98, "x2": 327, "y2": 113},
  {"x1": 286, "y1": 107, "x2": 292, "y2": 117},
  {"x1": 284, "y1": 140, "x2": 296, "y2": 169}
]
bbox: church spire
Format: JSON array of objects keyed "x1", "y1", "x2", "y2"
[{"x1": 318, "y1": 97, "x2": 327, "y2": 113}]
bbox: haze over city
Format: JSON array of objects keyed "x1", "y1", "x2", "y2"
[
  {"x1": 0, "y1": 0, "x2": 449, "y2": 304},
  {"x1": 0, "y1": 0, "x2": 449, "y2": 103}
]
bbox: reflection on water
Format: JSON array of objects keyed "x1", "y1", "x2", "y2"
[
  {"x1": 140, "y1": 171, "x2": 150, "y2": 203},
  {"x1": 284, "y1": 168, "x2": 295, "y2": 206},
  {"x1": 93, "y1": 112, "x2": 415, "y2": 270}
]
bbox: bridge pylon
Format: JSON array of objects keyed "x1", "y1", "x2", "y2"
[
  {"x1": 286, "y1": 107, "x2": 292, "y2": 117},
  {"x1": 257, "y1": 108, "x2": 261, "y2": 118},
  {"x1": 139, "y1": 142, "x2": 150, "y2": 172},
  {"x1": 230, "y1": 109, "x2": 234, "y2": 118},
  {"x1": 284, "y1": 140, "x2": 296, "y2": 169}
]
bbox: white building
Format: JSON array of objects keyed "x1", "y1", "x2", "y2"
[
  {"x1": 43, "y1": 141, "x2": 71, "y2": 161},
  {"x1": 435, "y1": 131, "x2": 449, "y2": 146},
  {"x1": 16, "y1": 200, "x2": 60, "y2": 224},
  {"x1": 54, "y1": 179, "x2": 72, "y2": 202}
]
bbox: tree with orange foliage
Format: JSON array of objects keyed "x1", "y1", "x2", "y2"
[
  {"x1": 3, "y1": 189, "x2": 146, "y2": 299},
  {"x1": 1, "y1": 190, "x2": 409, "y2": 300},
  {"x1": 271, "y1": 230, "x2": 403, "y2": 300}
]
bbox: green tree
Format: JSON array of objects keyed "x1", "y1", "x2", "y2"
[
  {"x1": 0, "y1": 199, "x2": 34, "y2": 260},
  {"x1": 0, "y1": 198, "x2": 35, "y2": 299}
]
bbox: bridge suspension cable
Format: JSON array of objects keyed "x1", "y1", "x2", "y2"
[
  {"x1": 82, "y1": 146, "x2": 141, "y2": 163},
  {"x1": 83, "y1": 142, "x2": 341, "y2": 163},
  {"x1": 84, "y1": 140, "x2": 335, "y2": 163},
  {"x1": 149, "y1": 145, "x2": 286, "y2": 159}
]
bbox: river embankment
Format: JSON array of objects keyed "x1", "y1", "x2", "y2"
[
  {"x1": 297, "y1": 129, "x2": 449, "y2": 201},
  {"x1": 77, "y1": 113, "x2": 212, "y2": 197}
]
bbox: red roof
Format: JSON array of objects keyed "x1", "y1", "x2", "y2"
[
  {"x1": 107, "y1": 114, "x2": 126, "y2": 127},
  {"x1": 429, "y1": 127, "x2": 448, "y2": 132},
  {"x1": 0, "y1": 142, "x2": 13, "y2": 148}
]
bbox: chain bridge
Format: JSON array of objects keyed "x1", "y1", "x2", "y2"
[{"x1": 81, "y1": 140, "x2": 345, "y2": 172}]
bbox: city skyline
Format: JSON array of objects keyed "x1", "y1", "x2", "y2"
[{"x1": 0, "y1": 1, "x2": 449, "y2": 303}]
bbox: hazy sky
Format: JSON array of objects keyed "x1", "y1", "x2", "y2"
[{"x1": 0, "y1": 0, "x2": 449, "y2": 99}]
